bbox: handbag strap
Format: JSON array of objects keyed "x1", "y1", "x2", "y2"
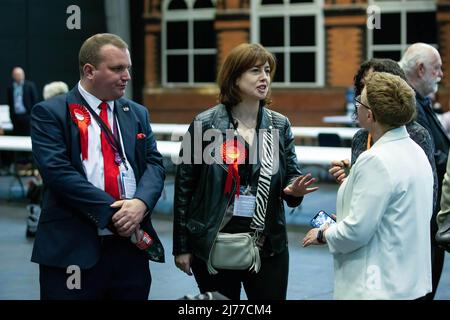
[{"x1": 250, "y1": 109, "x2": 274, "y2": 232}]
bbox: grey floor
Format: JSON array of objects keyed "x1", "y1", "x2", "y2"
[{"x1": 0, "y1": 174, "x2": 449, "y2": 300}]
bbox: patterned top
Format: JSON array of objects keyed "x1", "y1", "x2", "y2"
[{"x1": 351, "y1": 121, "x2": 438, "y2": 210}]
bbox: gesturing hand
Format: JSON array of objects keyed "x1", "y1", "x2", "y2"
[{"x1": 283, "y1": 173, "x2": 319, "y2": 197}]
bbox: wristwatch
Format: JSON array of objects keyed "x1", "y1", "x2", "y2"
[{"x1": 317, "y1": 229, "x2": 326, "y2": 244}]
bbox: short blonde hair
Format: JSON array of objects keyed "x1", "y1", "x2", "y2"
[
  {"x1": 43, "y1": 81, "x2": 69, "y2": 100},
  {"x1": 364, "y1": 72, "x2": 416, "y2": 127}
]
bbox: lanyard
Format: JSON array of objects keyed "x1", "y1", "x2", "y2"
[
  {"x1": 83, "y1": 102, "x2": 128, "y2": 170},
  {"x1": 366, "y1": 133, "x2": 372, "y2": 150}
]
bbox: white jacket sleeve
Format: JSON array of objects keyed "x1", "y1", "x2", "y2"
[{"x1": 326, "y1": 153, "x2": 392, "y2": 254}]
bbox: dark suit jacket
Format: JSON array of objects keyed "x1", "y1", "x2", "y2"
[
  {"x1": 415, "y1": 92, "x2": 450, "y2": 237},
  {"x1": 7, "y1": 80, "x2": 39, "y2": 119},
  {"x1": 415, "y1": 93, "x2": 450, "y2": 190},
  {"x1": 30, "y1": 87, "x2": 165, "y2": 269}
]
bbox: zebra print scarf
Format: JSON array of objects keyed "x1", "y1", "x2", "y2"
[{"x1": 250, "y1": 110, "x2": 274, "y2": 232}]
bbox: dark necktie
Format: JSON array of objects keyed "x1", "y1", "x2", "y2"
[{"x1": 99, "y1": 102, "x2": 120, "y2": 199}]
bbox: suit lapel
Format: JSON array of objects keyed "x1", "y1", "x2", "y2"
[
  {"x1": 66, "y1": 88, "x2": 139, "y2": 177},
  {"x1": 418, "y1": 93, "x2": 450, "y2": 142},
  {"x1": 425, "y1": 103, "x2": 450, "y2": 142},
  {"x1": 66, "y1": 87, "x2": 86, "y2": 174},
  {"x1": 115, "y1": 99, "x2": 136, "y2": 166}
]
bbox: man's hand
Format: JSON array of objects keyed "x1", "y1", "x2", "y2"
[
  {"x1": 175, "y1": 253, "x2": 193, "y2": 276},
  {"x1": 111, "y1": 198, "x2": 147, "y2": 237},
  {"x1": 283, "y1": 173, "x2": 319, "y2": 197},
  {"x1": 329, "y1": 159, "x2": 350, "y2": 184}
]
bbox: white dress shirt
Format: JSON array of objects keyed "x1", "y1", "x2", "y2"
[
  {"x1": 78, "y1": 82, "x2": 136, "y2": 235},
  {"x1": 326, "y1": 126, "x2": 433, "y2": 299}
]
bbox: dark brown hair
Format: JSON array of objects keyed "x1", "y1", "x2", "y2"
[
  {"x1": 217, "y1": 43, "x2": 276, "y2": 107},
  {"x1": 354, "y1": 58, "x2": 406, "y2": 97}
]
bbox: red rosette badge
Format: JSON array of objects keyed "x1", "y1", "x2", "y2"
[
  {"x1": 69, "y1": 104, "x2": 91, "y2": 160},
  {"x1": 221, "y1": 139, "x2": 246, "y2": 197}
]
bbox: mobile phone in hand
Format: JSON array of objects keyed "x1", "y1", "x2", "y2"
[{"x1": 310, "y1": 210, "x2": 336, "y2": 228}]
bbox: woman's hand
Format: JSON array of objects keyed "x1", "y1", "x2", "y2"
[
  {"x1": 283, "y1": 173, "x2": 319, "y2": 197},
  {"x1": 302, "y1": 223, "x2": 330, "y2": 247},
  {"x1": 329, "y1": 159, "x2": 350, "y2": 184},
  {"x1": 175, "y1": 253, "x2": 193, "y2": 276},
  {"x1": 302, "y1": 228, "x2": 320, "y2": 247}
]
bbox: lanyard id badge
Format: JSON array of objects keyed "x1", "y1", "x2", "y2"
[
  {"x1": 118, "y1": 164, "x2": 136, "y2": 199},
  {"x1": 233, "y1": 185, "x2": 256, "y2": 218}
]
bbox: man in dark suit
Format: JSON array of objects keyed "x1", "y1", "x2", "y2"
[
  {"x1": 30, "y1": 33, "x2": 165, "y2": 300},
  {"x1": 7, "y1": 67, "x2": 39, "y2": 136},
  {"x1": 400, "y1": 43, "x2": 448, "y2": 299}
]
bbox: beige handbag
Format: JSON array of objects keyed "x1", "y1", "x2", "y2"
[{"x1": 208, "y1": 232, "x2": 261, "y2": 274}]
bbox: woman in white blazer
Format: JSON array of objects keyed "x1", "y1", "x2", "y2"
[{"x1": 303, "y1": 72, "x2": 434, "y2": 299}]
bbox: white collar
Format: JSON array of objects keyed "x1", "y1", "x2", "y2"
[
  {"x1": 77, "y1": 81, "x2": 114, "y2": 112},
  {"x1": 372, "y1": 125, "x2": 409, "y2": 148}
]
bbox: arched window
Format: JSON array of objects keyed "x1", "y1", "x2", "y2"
[
  {"x1": 261, "y1": 0, "x2": 283, "y2": 4},
  {"x1": 194, "y1": 0, "x2": 213, "y2": 8},
  {"x1": 168, "y1": 0, "x2": 188, "y2": 10},
  {"x1": 163, "y1": 0, "x2": 217, "y2": 85}
]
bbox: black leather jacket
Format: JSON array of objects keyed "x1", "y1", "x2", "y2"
[{"x1": 172, "y1": 104, "x2": 303, "y2": 262}]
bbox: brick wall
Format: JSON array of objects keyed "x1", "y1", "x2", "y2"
[{"x1": 144, "y1": 87, "x2": 346, "y2": 126}]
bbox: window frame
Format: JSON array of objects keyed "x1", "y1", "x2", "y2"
[
  {"x1": 162, "y1": 0, "x2": 217, "y2": 87},
  {"x1": 367, "y1": 0, "x2": 437, "y2": 60},
  {"x1": 251, "y1": 0, "x2": 325, "y2": 88}
]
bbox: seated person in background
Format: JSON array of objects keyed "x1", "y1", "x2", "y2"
[{"x1": 303, "y1": 72, "x2": 434, "y2": 299}]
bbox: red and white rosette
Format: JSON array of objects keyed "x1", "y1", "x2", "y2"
[
  {"x1": 221, "y1": 139, "x2": 246, "y2": 197},
  {"x1": 69, "y1": 104, "x2": 91, "y2": 160}
]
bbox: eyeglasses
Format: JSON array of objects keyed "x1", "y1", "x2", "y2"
[{"x1": 354, "y1": 96, "x2": 371, "y2": 110}]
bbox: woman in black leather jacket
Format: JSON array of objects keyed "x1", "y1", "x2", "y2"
[{"x1": 173, "y1": 43, "x2": 318, "y2": 300}]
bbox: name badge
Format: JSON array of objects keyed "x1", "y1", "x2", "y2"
[
  {"x1": 118, "y1": 165, "x2": 136, "y2": 199},
  {"x1": 233, "y1": 195, "x2": 256, "y2": 218}
]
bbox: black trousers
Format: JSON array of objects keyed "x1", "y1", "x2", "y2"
[
  {"x1": 39, "y1": 236, "x2": 151, "y2": 300},
  {"x1": 425, "y1": 220, "x2": 445, "y2": 300},
  {"x1": 191, "y1": 249, "x2": 289, "y2": 300}
]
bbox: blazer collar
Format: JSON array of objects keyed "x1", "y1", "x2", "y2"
[
  {"x1": 66, "y1": 87, "x2": 137, "y2": 167},
  {"x1": 372, "y1": 126, "x2": 409, "y2": 147},
  {"x1": 211, "y1": 104, "x2": 234, "y2": 132},
  {"x1": 66, "y1": 87, "x2": 86, "y2": 174},
  {"x1": 114, "y1": 98, "x2": 136, "y2": 165}
]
